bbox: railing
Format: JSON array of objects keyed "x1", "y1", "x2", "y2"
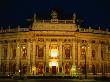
[{"x1": 0, "y1": 28, "x2": 29, "y2": 33}]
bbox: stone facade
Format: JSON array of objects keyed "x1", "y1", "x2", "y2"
[{"x1": 0, "y1": 14, "x2": 110, "y2": 78}]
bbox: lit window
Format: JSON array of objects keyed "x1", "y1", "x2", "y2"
[
  {"x1": 51, "y1": 49, "x2": 58, "y2": 57},
  {"x1": 49, "y1": 61, "x2": 58, "y2": 67}
]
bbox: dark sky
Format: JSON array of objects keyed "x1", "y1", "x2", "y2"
[{"x1": 0, "y1": 0, "x2": 110, "y2": 29}]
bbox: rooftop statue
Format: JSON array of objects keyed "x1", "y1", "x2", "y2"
[{"x1": 51, "y1": 11, "x2": 58, "y2": 19}]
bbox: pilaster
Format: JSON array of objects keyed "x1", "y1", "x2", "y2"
[
  {"x1": 7, "y1": 42, "x2": 11, "y2": 74},
  {"x1": 32, "y1": 41, "x2": 35, "y2": 66},
  {"x1": 72, "y1": 40, "x2": 75, "y2": 65},
  {"x1": 77, "y1": 40, "x2": 81, "y2": 66},
  {"x1": 59, "y1": 41, "x2": 63, "y2": 73},
  {"x1": 27, "y1": 42, "x2": 31, "y2": 75}
]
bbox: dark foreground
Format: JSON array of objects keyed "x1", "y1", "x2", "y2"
[
  {"x1": 0, "y1": 76, "x2": 110, "y2": 82},
  {"x1": 0, "y1": 79, "x2": 109, "y2": 82}
]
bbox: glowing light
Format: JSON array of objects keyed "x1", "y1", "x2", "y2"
[
  {"x1": 19, "y1": 70, "x2": 20, "y2": 72},
  {"x1": 18, "y1": 46, "x2": 19, "y2": 48},
  {"x1": 32, "y1": 68, "x2": 34, "y2": 71},
  {"x1": 23, "y1": 46, "x2": 25, "y2": 49},
  {"x1": 82, "y1": 46, "x2": 84, "y2": 49},
  {"x1": 49, "y1": 61, "x2": 58, "y2": 67},
  {"x1": 51, "y1": 49, "x2": 58, "y2": 57}
]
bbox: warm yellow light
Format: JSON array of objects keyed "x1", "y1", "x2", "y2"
[
  {"x1": 32, "y1": 68, "x2": 34, "y2": 71},
  {"x1": 51, "y1": 49, "x2": 58, "y2": 57},
  {"x1": 19, "y1": 70, "x2": 20, "y2": 72},
  {"x1": 23, "y1": 46, "x2": 25, "y2": 49},
  {"x1": 49, "y1": 61, "x2": 58, "y2": 67}
]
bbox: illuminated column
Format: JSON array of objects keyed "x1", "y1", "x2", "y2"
[
  {"x1": 32, "y1": 41, "x2": 35, "y2": 67},
  {"x1": 16, "y1": 42, "x2": 20, "y2": 75},
  {"x1": 45, "y1": 41, "x2": 49, "y2": 73},
  {"x1": 77, "y1": 40, "x2": 81, "y2": 66},
  {"x1": 27, "y1": 41, "x2": 31, "y2": 75},
  {"x1": 72, "y1": 39, "x2": 76, "y2": 65},
  {"x1": 98, "y1": 41, "x2": 101, "y2": 75},
  {"x1": 59, "y1": 42, "x2": 63, "y2": 73},
  {"x1": 7, "y1": 42, "x2": 11, "y2": 74}
]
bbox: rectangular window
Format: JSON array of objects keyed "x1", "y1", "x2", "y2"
[
  {"x1": 65, "y1": 48, "x2": 70, "y2": 59},
  {"x1": 38, "y1": 46, "x2": 44, "y2": 58}
]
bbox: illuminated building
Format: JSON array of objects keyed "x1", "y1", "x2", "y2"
[{"x1": 0, "y1": 11, "x2": 110, "y2": 78}]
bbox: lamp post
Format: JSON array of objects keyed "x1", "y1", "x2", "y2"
[
  {"x1": 18, "y1": 45, "x2": 21, "y2": 78},
  {"x1": 82, "y1": 46, "x2": 89, "y2": 79},
  {"x1": 19, "y1": 69, "x2": 21, "y2": 78}
]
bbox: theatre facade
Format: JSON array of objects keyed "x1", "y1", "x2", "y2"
[{"x1": 0, "y1": 12, "x2": 110, "y2": 78}]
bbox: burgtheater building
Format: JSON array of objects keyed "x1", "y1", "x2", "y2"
[{"x1": 0, "y1": 11, "x2": 110, "y2": 78}]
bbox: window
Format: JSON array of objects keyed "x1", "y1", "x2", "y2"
[
  {"x1": 22, "y1": 47, "x2": 27, "y2": 59},
  {"x1": 38, "y1": 46, "x2": 44, "y2": 58},
  {"x1": 12, "y1": 47, "x2": 16, "y2": 59},
  {"x1": 65, "y1": 47, "x2": 70, "y2": 59},
  {"x1": 81, "y1": 48, "x2": 85, "y2": 60},
  {"x1": 51, "y1": 49, "x2": 58, "y2": 58}
]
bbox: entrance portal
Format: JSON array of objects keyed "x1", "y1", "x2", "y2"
[{"x1": 52, "y1": 66, "x2": 56, "y2": 74}]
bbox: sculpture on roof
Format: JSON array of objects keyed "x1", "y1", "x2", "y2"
[{"x1": 51, "y1": 10, "x2": 58, "y2": 19}]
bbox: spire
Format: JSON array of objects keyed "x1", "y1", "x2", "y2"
[{"x1": 73, "y1": 13, "x2": 76, "y2": 20}]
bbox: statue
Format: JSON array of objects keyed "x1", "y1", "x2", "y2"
[{"x1": 51, "y1": 10, "x2": 58, "y2": 19}]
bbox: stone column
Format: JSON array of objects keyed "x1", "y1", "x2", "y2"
[
  {"x1": 97, "y1": 41, "x2": 102, "y2": 76},
  {"x1": 27, "y1": 42, "x2": 31, "y2": 75},
  {"x1": 59, "y1": 41, "x2": 63, "y2": 74},
  {"x1": 72, "y1": 39, "x2": 76, "y2": 65},
  {"x1": 45, "y1": 41, "x2": 49, "y2": 75},
  {"x1": 32, "y1": 41, "x2": 35, "y2": 70},
  {"x1": 7, "y1": 42, "x2": 11, "y2": 75},
  {"x1": 77, "y1": 40, "x2": 81, "y2": 66}
]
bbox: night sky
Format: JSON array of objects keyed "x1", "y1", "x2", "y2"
[{"x1": 0, "y1": 0, "x2": 110, "y2": 29}]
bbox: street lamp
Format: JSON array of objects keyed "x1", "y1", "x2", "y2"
[{"x1": 82, "y1": 45, "x2": 89, "y2": 79}]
